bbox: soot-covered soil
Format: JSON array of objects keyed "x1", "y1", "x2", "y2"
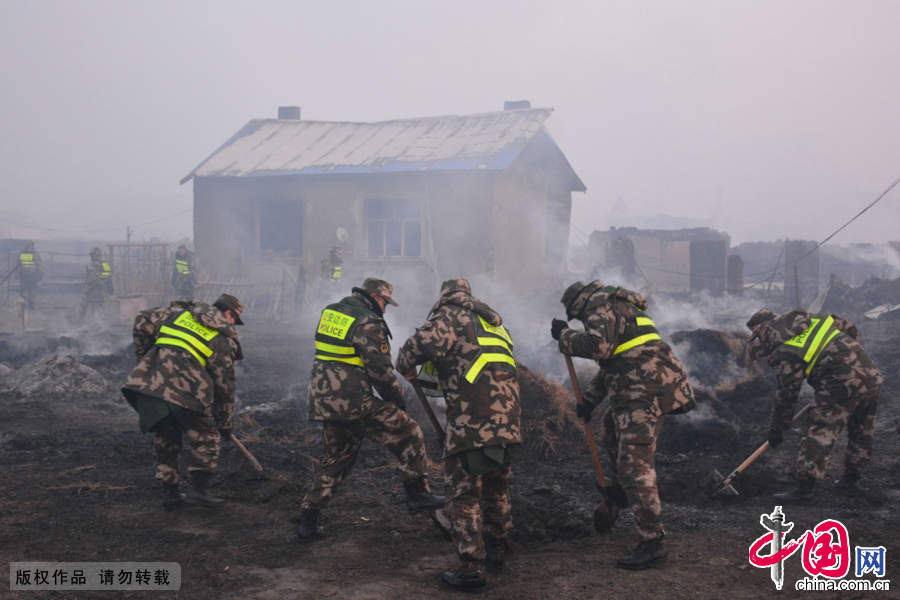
[{"x1": 1, "y1": 298, "x2": 898, "y2": 599}]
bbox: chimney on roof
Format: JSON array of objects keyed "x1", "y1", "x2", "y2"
[
  {"x1": 278, "y1": 106, "x2": 301, "y2": 120},
  {"x1": 504, "y1": 100, "x2": 531, "y2": 111}
]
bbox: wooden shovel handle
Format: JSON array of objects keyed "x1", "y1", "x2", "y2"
[
  {"x1": 723, "y1": 402, "x2": 814, "y2": 485},
  {"x1": 411, "y1": 378, "x2": 446, "y2": 445},
  {"x1": 565, "y1": 354, "x2": 607, "y2": 492},
  {"x1": 230, "y1": 433, "x2": 266, "y2": 475}
]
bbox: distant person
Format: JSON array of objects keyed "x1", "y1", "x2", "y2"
[
  {"x1": 80, "y1": 247, "x2": 112, "y2": 319},
  {"x1": 397, "y1": 278, "x2": 522, "y2": 593},
  {"x1": 318, "y1": 245, "x2": 343, "y2": 303},
  {"x1": 551, "y1": 280, "x2": 696, "y2": 570},
  {"x1": 172, "y1": 244, "x2": 198, "y2": 302},
  {"x1": 297, "y1": 278, "x2": 444, "y2": 542},
  {"x1": 18, "y1": 240, "x2": 43, "y2": 309},
  {"x1": 747, "y1": 308, "x2": 882, "y2": 502},
  {"x1": 121, "y1": 294, "x2": 244, "y2": 511}
]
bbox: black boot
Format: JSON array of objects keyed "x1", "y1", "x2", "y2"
[
  {"x1": 834, "y1": 473, "x2": 860, "y2": 497},
  {"x1": 403, "y1": 478, "x2": 445, "y2": 515},
  {"x1": 297, "y1": 508, "x2": 324, "y2": 542},
  {"x1": 484, "y1": 536, "x2": 505, "y2": 573},
  {"x1": 773, "y1": 481, "x2": 816, "y2": 503},
  {"x1": 616, "y1": 537, "x2": 668, "y2": 570},
  {"x1": 162, "y1": 483, "x2": 185, "y2": 512},
  {"x1": 441, "y1": 569, "x2": 486, "y2": 593},
  {"x1": 184, "y1": 471, "x2": 225, "y2": 508}
]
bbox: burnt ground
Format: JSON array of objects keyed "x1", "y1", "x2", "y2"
[{"x1": 1, "y1": 293, "x2": 899, "y2": 599}]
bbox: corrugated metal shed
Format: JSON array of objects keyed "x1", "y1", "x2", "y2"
[{"x1": 181, "y1": 108, "x2": 585, "y2": 190}]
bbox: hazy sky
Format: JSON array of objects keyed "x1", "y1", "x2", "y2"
[{"x1": 1, "y1": 0, "x2": 898, "y2": 245}]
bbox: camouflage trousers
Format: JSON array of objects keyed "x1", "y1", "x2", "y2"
[
  {"x1": 445, "y1": 454, "x2": 513, "y2": 571},
  {"x1": 20, "y1": 279, "x2": 37, "y2": 309},
  {"x1": 172, "y1": 282, "x2": 194, "y2": 302},
  {"x1": 302, "y1": 402, "x2": 429, "y2": 510},
  {"x1": 153, "y1": 408, "x2": 220, "y2": 485},
  {"x1": 797, "y1": 388, "x2": 879, "y2": 484},
  {"x1": 600, "y1": 400, "x2": 666, "y2": 541}
]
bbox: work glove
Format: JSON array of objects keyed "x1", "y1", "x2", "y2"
[
  {"x1": 219, "y1": 429, "x2": 232, "y2": 443},
  {"x1": 576, "y1": 402, "x2": 594, "y2": 423},
  {"x1": 767, "y1": 429, "x2": 783, "y2": 449},
  {"x1": 551, "y1": 318, "x2": 569, "y2": 341}
]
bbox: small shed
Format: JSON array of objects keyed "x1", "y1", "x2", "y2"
[
  {"x1": 181, "y1": 103, "x2": 585, "y2": 313},
  {"x1": 588, "y1": 227, "x2": 731, "y2": 295}
]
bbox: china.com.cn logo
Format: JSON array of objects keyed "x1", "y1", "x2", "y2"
[{"x1": 748, "y1": 506, "x2": 889, "y2": 592}]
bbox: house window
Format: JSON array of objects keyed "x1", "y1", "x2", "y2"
[
  {"x1": 258, "y1": 200, "x2": 303, "y2": 256},
  {"x1": 365, "y1": 199, "x2": 422, "y2": 258}
]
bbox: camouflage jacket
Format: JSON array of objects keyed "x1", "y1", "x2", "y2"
[
  {"x1": 18, "y1": 245, "x2": 43, "y2": 281},
  {"x1": 396, "y1": 291, "x2": 522, "y2": 456},
  {"x1": 84, "y1": 258, "x2": 110, "y2": 301},
  {"x1": 307, "y1": 290, "x2": 405, "y2": 421},
  {"x1": 751, "y1": 309, "x2": 883, "y2": 431},
  {"x1": 557, "y1": 281, "x2": 695, "y2": 413},
  {"x1": 171, "y1": 251, "x2": 197, "y2": 289},
  {"x1": 121, "y1": 301, "x2": 242, "y2": 428}
]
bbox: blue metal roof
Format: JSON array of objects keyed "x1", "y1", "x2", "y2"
[{"x1": 180, "y1": 108, "x2": 585, "y2": 190}]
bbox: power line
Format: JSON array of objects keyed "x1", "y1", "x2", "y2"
[{"x1": 0, "y1": 208, "x2": 192, "y2": 235}]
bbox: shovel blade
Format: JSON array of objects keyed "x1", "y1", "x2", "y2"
[
  {"x1": 593, "y1": 498, "x2": 620, "y2": 533},
  {"x1": 700, "y1": 468, "x2": 725, "y2": 495}
]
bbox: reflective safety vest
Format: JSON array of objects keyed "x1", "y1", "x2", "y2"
[
  {"x1": 155, "y1": 310, "x2": 219, "y2": 367},
  {"x1": 100, "y1": 262, "x2": 111, "y2": 278},
  {"x1": 19, "y1": 253, "x2": 35, "y2": 270},
  {"x1": 464, "y1": 315, "x2": 516, "y2": 384},
  {"x1": 611, "y1": 314, "x2": 662, "y2": 356},
  {"x1": 777, "y1": 314, "x2": 842, "y2": 375},
  {"x1": 417, "y1": 361, "x2": 443, "y2": 397},
  {"x1": 330, "y1": 265, "x2": 342, "y2": 282},
  {"x1": 175, "y1": 259, "x2": 191, "y2": 275},
  {"x1": 314, "y1": 307, "x2": 364, "y2": 368}
]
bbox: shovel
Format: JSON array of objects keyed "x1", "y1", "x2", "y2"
[
  {"x1": 410, "y1": 377, "x2": 446, "y2": 445},
  {"x1": 702, "y1": 402, "x2": 813, "y2": 498},
  {"x1": 564, "y1": 354, "x2": 619, "y2": 533}
]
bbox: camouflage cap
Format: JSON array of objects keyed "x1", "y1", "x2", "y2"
[
  {"x1": 214, "y1": 293, "x2": 245, "y2": 325},
  {"x1": 561, "y1": 280, "x2": 591, "y2": 308},
  {"x1": 89, "y1": 247, "x2": 102, "y2": 257},
  {"x1": 440, "y1": 278, "x2": 472, "y2": 296},
  {"x1": 361, "y1": 277, "x2": 398, "y2": 306},
  {"x1": 746, "y1": 308, "x2": 776, "y2": 330}
]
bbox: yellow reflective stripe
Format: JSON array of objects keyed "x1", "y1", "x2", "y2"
[
  {"x1": 478, "y1": 315, "x2": 512, "y2": 345},
  {"x1": 20, "y1": 253, "x2": 35, "y2": 266},
  {"x1": 316, "y1": 355, "x2": 365, "y2": 368},
  {"x1": 315, "y1": 341, "x2": 357, "y2": 355},
  {"x1": 173, "y1": 311, "x2": 219, "y2": 341},
  {"x1": 465, "y1": 353, "x2": 516, "y2": 384},
  {"x1": 636, "y1": 317, "x2": 656, "y2": 327},
  {"x1": 156, "y1": 337, "x2": 207, "y2": 366},
  {"x1": 802, "y1": 316, "x2": 834, "y2": 363},
  {"x1": 613, "y1": 333, "x2": 662, "y2": 355},
  {"x1": 159, "y1": 326, "x2": 214, "y2": 358},
  {"x1": 805, "y1": 329, "x2": 841, "y2": 376},
  {"x1": 100, "y1": 262, "x2": 111, "y2": 278},
  {"x1": 176, "y1": 260, "x2": 190, "y2": 274},
  {"x1": 476, "y1": 336, "x2": 511, "y2": 352}
]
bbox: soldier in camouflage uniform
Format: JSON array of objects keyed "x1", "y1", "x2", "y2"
[
  {"x1": 171, "y1": 244, "x2": 198, "y2": 302},
  {"x1": 121, "y1": 293, "x2": 244, "y2": 510},
  {"x1": 80, "y1": 247, "x2": 112, "y2": 320},
  {"x1": 747, "y1": 308, "x2": 882, "y2": 502},
  {"x1": 18, "y1": 240, "x2": 43, "y2": 309},
  {"x1": 297, "y1": 278, "x2": 444, "y2": 541},
  {"x1": 397, "y1": 278, "x2": 522, "y2": 593},
  {"x1": 552, "y1": 280, "x2": 695, "y2": 570},
  {"x1": 317, "y1": 245, "x2": 343, "y2": 303}
]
